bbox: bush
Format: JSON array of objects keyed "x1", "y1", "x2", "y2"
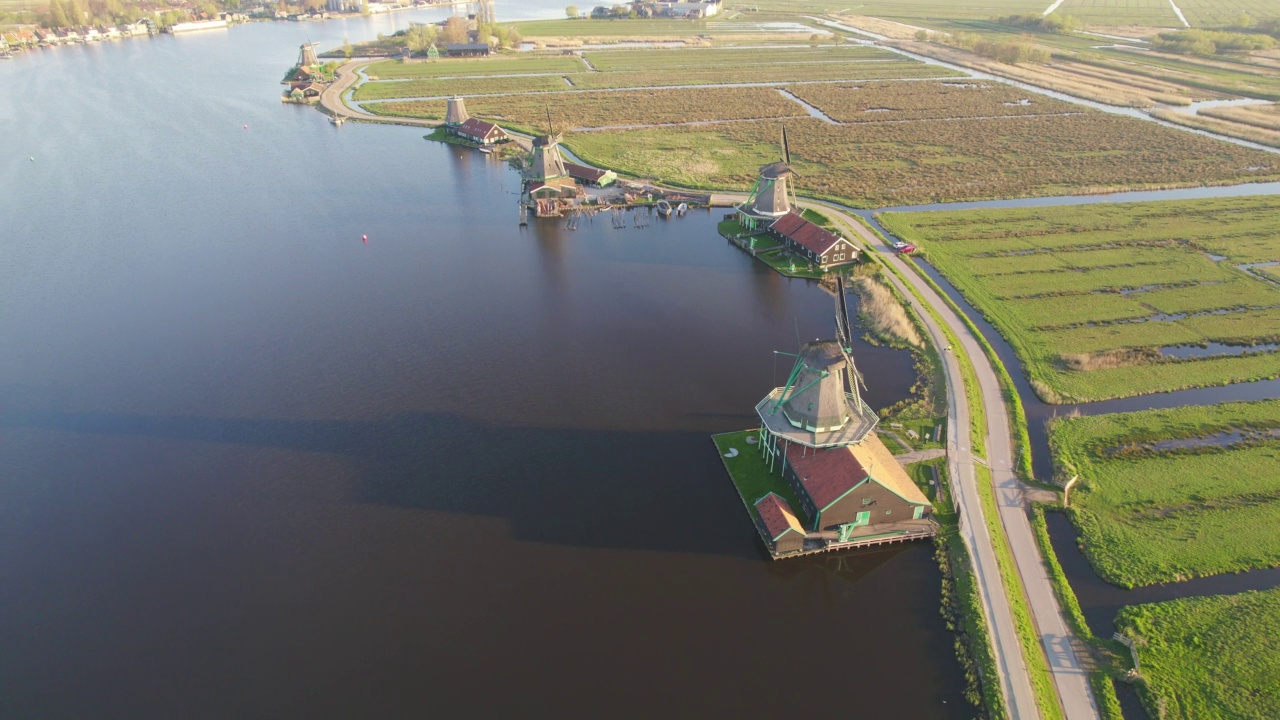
[{"x1": 1152, "y1": 29, "x2": 1276, "y2": 56}]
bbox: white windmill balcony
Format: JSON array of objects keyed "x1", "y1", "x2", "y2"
[{"x1": 755, "y1": 389, "x2": 879, "y2": 449}]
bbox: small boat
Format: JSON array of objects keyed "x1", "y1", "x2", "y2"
[
  {"x1": 676, "y1": 202, "x2": 688, "y2": 216},
  {"x1": 329, "y1": 115, "x2": 346, "y2": 125},
  {"x1": 0, "y1": 51, "x2": 14, "y2": 60},
  {"x1": 656, "y1": 199, "x2": 672, "y2": 217},
  {"x1": 479, "y1": 146, "x2": 494, "y2": 154}
]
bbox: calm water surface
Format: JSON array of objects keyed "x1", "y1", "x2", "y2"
[{"x1": 0, "y1": 14, "x2": 965, "y2": 718}]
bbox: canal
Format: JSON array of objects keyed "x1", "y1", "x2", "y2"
[{"x1": 0, "y1": 7, "x2": 967, "y2": 718}]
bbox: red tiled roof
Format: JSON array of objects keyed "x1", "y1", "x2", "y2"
[
  {"x1": 786, "y1": 444, "x2": 869, "y2": 511},
  {"x1": 457, "y1": 117, "x2": 506, "y2": 140},
  {"x1": 755, "y1": 493, "x2": 804, "y2": 540},
  {"x1": 770, "y1": 212, "x2": 844, "y2": 257},
  {"x1": 565, "y1": 162, "x2": 607, "y2": 182}
]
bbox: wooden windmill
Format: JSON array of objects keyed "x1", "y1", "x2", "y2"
[{"x1": 741, "y1": 126, "x2": 799, "y2": 222}]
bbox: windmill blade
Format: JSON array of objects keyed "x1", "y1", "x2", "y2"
[
  {"x1": 782, "y1": 125, "x2": 790, "y2": 166},
  {"x1": 545, "y1": 106, "x2": 553, "y2": 137}
]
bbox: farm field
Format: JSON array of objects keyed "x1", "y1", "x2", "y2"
[
  {"x1": 353, "y1": 74, "x2": 569, "y2": 101},
  {"x1": 363, "y1": 55, "x2": 587, "y2": 80},
  {"x1": 787, "y1": 80, "x2": 1082, "y2": 122},
  {"x1": 1050, "y1": 399, "x2": 1280, "y2": 588},
  {"x1": 565, "y1": 110, "x2": 1279, "y2": 203},
  {"x1": 754, "y1": 0, "x2": 1047, "y2": 22},
  {"x1": 1115, "y1": 588, "x2": 1280, "y2": 720},
  {"x1": 366, "y1": 87, "x2": 807, "y2": 131},
  {"x1": 1174, "y1": 0, "x2": 1280, "y2": 26},
  {"x1": 353, "y1": 46, "x2": 953, "y2": 101},
  {"x1": 880, "y1": 196, "x2": 1280, "y2": 401},
  {"x1": 1057, "y1": 0, "x2": 1178, "y2": 26},
  {"x1": 511, "y1": 18, "x2": 715, "y2": 37}
]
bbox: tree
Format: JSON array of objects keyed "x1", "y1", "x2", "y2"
[
  {"x1": 47, "y1": 0, "x2": 69, "y2": 28},
  {"x1": 441, "y1": 16, "x2": 468, "y2": 44},
  {"x1": 565, "y1": 5, "x2": 578, "y2": 18},
  {"x1": 405, "y1": 24, "x2": 437, "y2": 52},
  {"x1": 360, "y1": 0, "x2": 370, "y2": 17},
  {"x1": 343, "y1": 34, "x2": 353, "y2": 58}
]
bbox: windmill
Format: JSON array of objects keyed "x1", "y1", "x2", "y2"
[
  {"x1": 445, "y1": 96, "x2": 469, "y2": 127},
  {"x1": 524, "y1": 108, "x2": 569, "y2": 184},
  {"x1": 740, "y1": 125, "x2": 799, "y2": 223}
]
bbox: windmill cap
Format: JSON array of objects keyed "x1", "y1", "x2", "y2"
[
  {"x1": 760, "y1": 161, "x2": 792, "y2": 179},
  {"x1": 799, "y1": 340, "x2": 845, "y2": 369}
]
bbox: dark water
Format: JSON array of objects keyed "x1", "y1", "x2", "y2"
[{"x1": 0, "y1": 13, "x2": 965, "y2": 719}]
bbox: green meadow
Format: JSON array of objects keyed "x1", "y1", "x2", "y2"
[
  {"x1": 1050, "y1": 399, "x2": 1280, "y2": 587},
  {"x1": 880, "y1": 196, "x2": 1280, "y2": 402},
  {"x1": 1116, "y1": 588, "x2": 1280, "y2": 720}
]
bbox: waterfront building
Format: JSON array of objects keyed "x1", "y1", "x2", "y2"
[
  {"x1": 523, "y1": 130, "x2": 577, "y2": 200},
  {"x1": 445, "y1": 96, "x2": 469, "y2": 128},
  {"x1": 454, "y1": 118, "x2": 508, "y2": 146},
  {"x1": 765, "y1": 212, "x2": 859, "y2": 270},
  {"x1": 565, "y1": 162, "x2": 617, "y2": 188},
  {"x1": 755, "y1": 493, "x2": 806, "y2": 555},
  {"x1": 740, "y1": 278, "x2": 935, "y2": 555}
]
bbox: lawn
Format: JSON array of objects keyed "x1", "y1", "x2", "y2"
[
  {"x1": 712, "y1": 430, "x2": 808, "y2": 524},
  {"x1": 1050, "y1": 399, "x2": 1280, "y2": 587},
  {"x1": 880, "y1": 196, "x2": 1280, "y2": 402},
  {"x1": 1115, "y1": 588, "x2": 1280, "y2": 720}
]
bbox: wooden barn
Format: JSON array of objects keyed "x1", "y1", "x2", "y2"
[
  {"x1": 767, "y1": 212, "x2": 859, "y2": 270},
  {"x1": 447, "y1": 43, "x2": 490, "y2": 57},
  {"x1": 565, "y1": 162, "x2": 617, "y2": 188},
  {"x1": 782, "y1": 441, "x2": 931, "y2": 537},
  {"x1": 754, "y1": 492, "x2": 806, "y2": 555}
]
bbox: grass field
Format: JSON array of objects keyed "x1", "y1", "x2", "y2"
[
  {"x1": 367, "y1": 86, "x2": 807, "y2": 130},
  {"x1": 363, "y1": 56, "x2": 587, "y2": 80},
  {"x1": 712, "y1": 430, "x2": 808, "y2": 525},
  {"x1": 880, "y1": 196, "x2": 1280, "y2": 402},
  {"x1": 1115, "y1": 588, "x2": 1280, "y2": 720},
  {"x1": 1050, "y1": 399, "x2": 1280, "y2": 587},
  {"x1": 511, "y1": 18, "x2": 715, "y2": 38},
  {"x1": 353, "y1": 74, "x2": 570, "y2": 101},
  {"x1": 567, "y1": 111, "x2": 1278, "y2": 204},
  {"x1": 787, "y1": 80, "x2": 1082, "y2": 122}
]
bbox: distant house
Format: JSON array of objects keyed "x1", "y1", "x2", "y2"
[
  {"x1": 754, "y1": 492, "x2": 806, "y2": 555},
  {"x1": 446, "y1": 43, "x2": 490, "y2": 57},
  {"x1": 454, "y1": 117, "x2": 508, "y2": 145},
  {"x1": 565, "y1": 162, "x2": 617, "y2": 188},
  {"x1": 766, "y1": 212, "x2": 859, "y2": 270},
  {"x1": 3, "y1": 30, "x2": 37, "y2": 48},
  {"x1": 783, "y1": 441, "x2": 931, "y2": 536}
]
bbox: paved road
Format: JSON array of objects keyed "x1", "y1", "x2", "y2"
[{"x1": 818, "y1": 203, "x2": 1099, "y2": 720}]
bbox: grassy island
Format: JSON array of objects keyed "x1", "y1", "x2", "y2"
[
  {"x1": 1050, "y1": 399, "x2": 1280, "y2": 588},
  {"x1": 1116, "y1": 588, "x2": 1280, "y2": 720}
]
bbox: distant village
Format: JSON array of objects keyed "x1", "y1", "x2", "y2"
[
  {"x1": 0, "y1": 0, "x2": 463, "y2": 55},
  {"x1": 582, "y1": 1, "x2": 722, "y2": 20}
]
